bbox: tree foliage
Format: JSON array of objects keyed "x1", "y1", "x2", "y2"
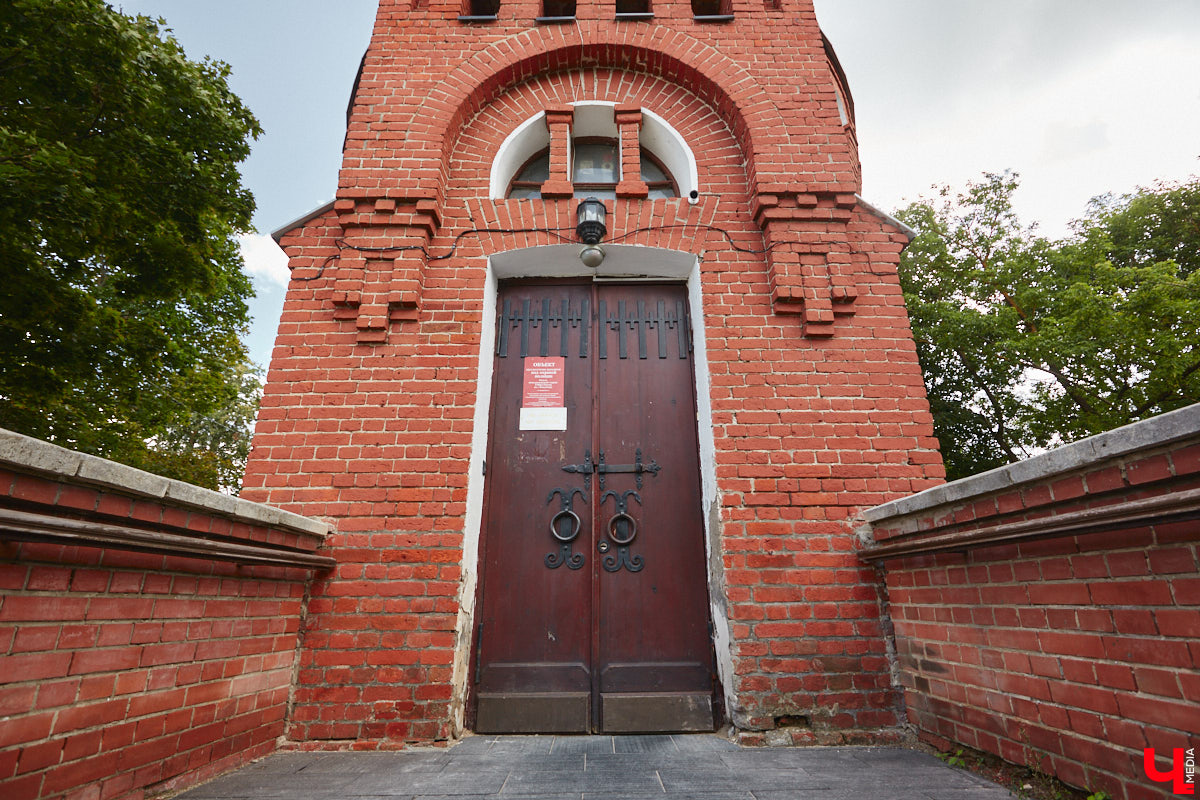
[
  {"x1": 897, "y1": 172, "x2": 1200, "y2": 480},
  {"x1": 0, "y1": 0, "x2": 263, "y2": 491}
]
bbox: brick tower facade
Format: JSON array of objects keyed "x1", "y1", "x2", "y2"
[{"x1": 242, "y1": 0, "x2": 943, "y2": 747}]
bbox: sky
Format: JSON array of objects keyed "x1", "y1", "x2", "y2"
[{"x1": 116, "y1": 1, "x2": 1200, "y2": 370}]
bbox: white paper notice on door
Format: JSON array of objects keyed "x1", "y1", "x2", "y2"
[
  {"x1": 519, "y1": 357, "x2": 567, "y2": 431},
  {"x1": 519, "y1": 407, "x2": 567, "y2": 431}
]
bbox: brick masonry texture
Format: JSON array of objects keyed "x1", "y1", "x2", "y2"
[
  {"x1": 0, "y1": 460, "x2": 327, "y2": 800},
  {"x1": 242, "y1": 0, "x2": 942, "y2": 747},
  {"x1": 865, "y1": 423, "x2": 1200, "y2": 800}
]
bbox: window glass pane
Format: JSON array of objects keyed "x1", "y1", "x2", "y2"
[
  {"x1": 647, "y1": 186, "x2": 675, "y2": 200},
  {"x1": 508, "y1": 186, "x2": 542, "y2": 200},
  {"x1": 616, "y1": 0, "x2": 651, "y2": 13},
  {"x1": 467, "y1": 0, "x2": 500, "y2": 16},
  {"x1": 515, "y1": 153, "x2": 550, "y2": 184},
  {"x1": 573, "y1": 142, "x2": 618, "y2": 184},
  {"x1": 640, "y1": 156, "x2": 668, "y2": 184},
  {"x1": 542, "y1": 0, "x2": 575, "y2": 15}
]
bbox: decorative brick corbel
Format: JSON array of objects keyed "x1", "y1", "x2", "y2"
[
  {"x1": 540, "y1": 105, "x2": 574, "y2": 198},
  {"x1": 614, "y1": 104, "x2": 649, "y2": 199},
  {"x1": 329, "y1": 196, "x2": 441, "y2": 343},
  {"x1": 753, "y1": 191, "x2": 859, "y2": 336}
]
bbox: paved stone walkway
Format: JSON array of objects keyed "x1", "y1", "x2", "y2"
[{"x1": 176, "y1": 735, "x2": 1016, "y2": 800}]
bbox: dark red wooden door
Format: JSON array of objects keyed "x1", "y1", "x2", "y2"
[{"x1": 473, "y1": 281, "x2": 716, "y2": 733}]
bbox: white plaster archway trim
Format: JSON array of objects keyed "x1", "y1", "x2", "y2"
[
  {"x1": 488, "y1": 112, "x2": 549, "y2": 199},
  {"x1": 487, "y1": 102, "x2": 700, "y2": 200}
]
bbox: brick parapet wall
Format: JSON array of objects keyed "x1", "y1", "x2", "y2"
[
  {"x1": 861, "y1": 405, "x2": 1200, "y2": 799},
  {"x1": 0, "y1": 429, "x2": 333, "y2": 800}
]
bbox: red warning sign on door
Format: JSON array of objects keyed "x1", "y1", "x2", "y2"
[{"x1": 522, "y1": 357, "x2": 565, "y2": 408}]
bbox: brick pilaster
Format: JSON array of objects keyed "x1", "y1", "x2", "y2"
[
  {"x1": 540, "y1": 104, "x2": 575, "y2": 198},
  {"x1": 614, "y1": 104, "x2": 649, "y2": 198}
]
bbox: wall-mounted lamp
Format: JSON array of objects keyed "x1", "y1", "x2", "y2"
[{"x1": 576, "y1": 197, "x2": 606, "y2": 267}]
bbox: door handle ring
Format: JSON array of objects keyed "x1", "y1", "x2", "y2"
[
  {"x1": 607, "y1": 512, "x2": 637, "y2": 545},
  {"x1": 550, "y1": 509, "x2": 582, "y2": 542}
]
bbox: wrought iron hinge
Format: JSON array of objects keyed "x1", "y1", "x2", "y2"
[
  {"x1": 562, "y1": 449, "x2": 594, "y2": 488},
  {"x1": 596, "y1": 448, "x2": 661, "y2": 490}
]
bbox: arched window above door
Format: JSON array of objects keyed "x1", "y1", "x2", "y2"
[
  {"x1": 490, "y1": 102, "x2": 698, "y2": 200},
  {"x1": 507, "y1": 140, "x2": 678, "y2": 200}
]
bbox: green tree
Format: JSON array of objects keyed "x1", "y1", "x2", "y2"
[
  {"x1": 0, "y1": 0, "x2": 263, "y2": 492},
  {"x1": 897, "y1": 172, "x2": 1200, "y2": 480}
]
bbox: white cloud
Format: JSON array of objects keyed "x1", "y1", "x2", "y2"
[
  {"x1": 815, "y1": 0, "x2": 1200, "y2": 237},
  {"x1": 238, "y1": 233, "x2": 290, "y2": 289}
]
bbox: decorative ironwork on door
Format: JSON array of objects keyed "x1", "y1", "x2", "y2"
[
  {"x1": 496, "y1": 296, "x2": 691, "y2": 360},
  {"x1": 601, "y1": 489, "x2": 643, "y2": 573},
  {"x1": 597, "y1": 299, "x2": 690, "y2": 360},
  {"x1": 497, "y1": 296, "x2": 589, "y2": 358},
  {"x1": 545, "y1": 488, "x2": 587, "y2": 570},
  {"x1": 558, "y1": 448, "x2": 659, "y2": 571}
]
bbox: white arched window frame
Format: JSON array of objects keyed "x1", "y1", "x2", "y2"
[{"x1": 488, "y1": 101, "x2": 699, "y2": 199}]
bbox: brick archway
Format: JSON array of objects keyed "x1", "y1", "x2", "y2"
[{"x1": 382, "y1": 24, "x2": 790, "y2": 205}]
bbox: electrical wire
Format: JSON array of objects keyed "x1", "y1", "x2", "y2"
[{"x1": 291, "y1": 221, "x2": 775, "y2": 281}]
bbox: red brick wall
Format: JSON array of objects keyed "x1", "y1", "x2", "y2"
[
  {"x1": 867, "y1": 431, "x2": 1200, "y2": 799},
  {"x1": 244, "y1": 0, "x2": 942, "y2": 745},
  {"x1": 0, "y1": 463, "x2": 324, "y2": 800}
]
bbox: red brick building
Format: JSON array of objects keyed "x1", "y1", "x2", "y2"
[
  {"x1": 242, "y1": 0, "x2": 943, "y2": 745},
  {"x1": 4, "y1": 4, "x2": 1196, "y2": 797}
]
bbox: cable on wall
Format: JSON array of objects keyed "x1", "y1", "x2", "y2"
[{"x1": 291, "y1": 222, "x2": 777, "y2": 282}]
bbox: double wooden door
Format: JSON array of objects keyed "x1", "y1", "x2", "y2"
[{"x1": 472, "y1": 281, "x2": 716, "y2": 733}]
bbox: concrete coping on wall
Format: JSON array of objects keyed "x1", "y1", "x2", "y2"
[
  {"x1": 863, "y1": 403, "x2": 1200, "y2": 525},
  {"x1": 0, "y1": 427, "x2": 329, "y2": 539}
]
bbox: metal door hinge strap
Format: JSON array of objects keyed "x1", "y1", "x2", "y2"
[
  {"x1": 561, "y1": 449, "x2": 594, "y2": 489},
  {"x1": 563, "y1": 449, "x2": 660, "y2": 490}
]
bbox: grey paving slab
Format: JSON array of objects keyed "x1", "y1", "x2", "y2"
[
  {"x1": 587, "y1": 795, "x2": 752, "y2": 800},
  {"x1": 486, "y1": 736, "x2": 558, "y2": 755},
  {"x1": 612, "y1": 735, "x2": 678, "y2": 754},
  {"x1": 656, "y1": 770, "x2": 758, "y2": 793},
  {"x1": 668, "y1": 735, "x2": 739, "y2": 753},
  {"x1": 178, "y1": 773, "x2": 359, "y2": 799},
  {"x1": 444, "y1": 754, "x2": 586, "y2": 772},
  {"x1": 226, "y1": 752, "x2": 325, "y2": 775},
  {"x1": 585, "y1": 753, "x2": 722, "y2": 772},
  {"x1": 502, "y1": 768, "x2": 664, "y2": 795},
  {"x1": 344, "y1": 770, "x2": 510, "y2": 796},
  {"x1": 451, "y1": 736, "x2": 502, "y2": 752},
  {"x1": 309, "y1": 752, "x2": 451, "y2": 774},
  {"x1": 553, "y1": 737, "x2": 619, "y2": 755},
  {"x1": 173, "y1": 735, "x2": 1016, "y2": 800},
  {"x1": 418, "y1": 796, "x2": 578, "y2": 800}
]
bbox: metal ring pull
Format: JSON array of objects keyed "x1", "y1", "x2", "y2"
[
  {"x1": 544, "y1": 487, "x2": 588, "y2": 570},
  {"x1": 550, "y1": 509, "x2": 582, "y2": 542},
  {"x1": 607, "y1": 512, "x2": 637, "y2": 545},
  {"x1": 600, "y1": 489, "x2": 642, "y2": 572}
]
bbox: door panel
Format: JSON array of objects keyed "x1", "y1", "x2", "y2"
[
  {"x1": 593, "y1": 284, "x2": 713, "y2": 732},
  {"x1": 474, "y1": 281, "x2": 715, "y2": 733},
  {"x1": 475, "y1": 284, "x2": 594, "y2": 733}
]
